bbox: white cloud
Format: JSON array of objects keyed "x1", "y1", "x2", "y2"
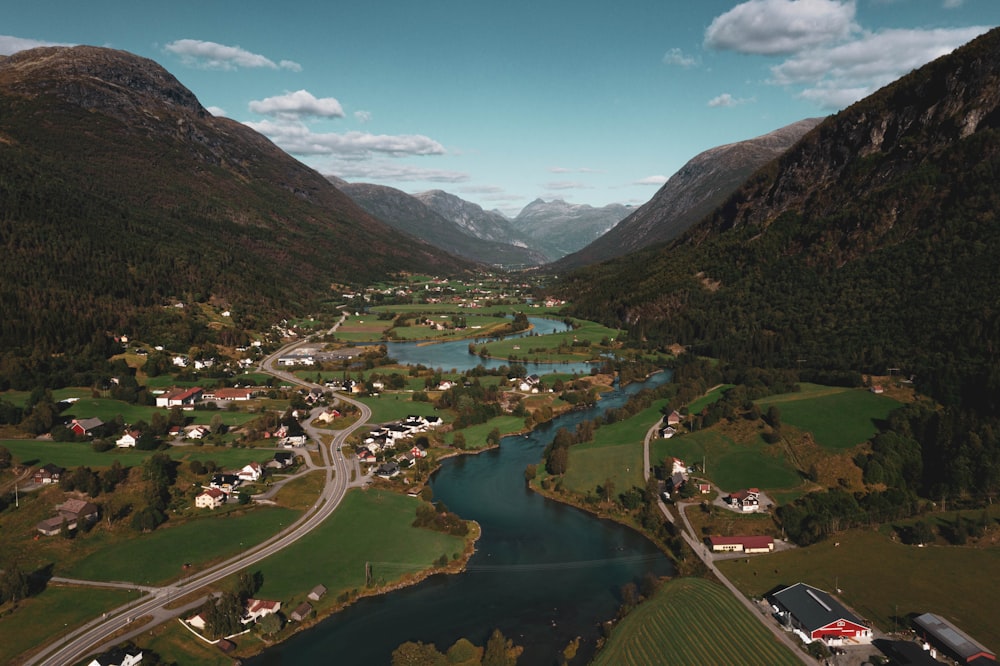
[
  {"x1": 244, "y1": 118, "x2": 446, "y2": 158},
  {"x1": 354, "y1": 110, "x2": 372, "y2": 123},
  {"x1": 705, "y1": 0, "x2": 858, "y2": 55},
  {"x1": 206, "y1": 106, "x2": 228, "y2": 117},
  {"x1": 545, "y1": 181, "x2": 592, "y2": 191},
  {"x1": 164, "y1": 39, "x2": 301, "y2": 71},
  {"x1": 0, "y1": 35, "x2": 73, "y2": 55},
  {"x1": 708, "y1": 93, "x2": 753, "y2": 107},
  {"x1": 249, "y1": 90, "x2": 344, "y2": 120},
  {"x1": 324, "y1": 160, "x2": 468, "y2": 183},
  {"x1": 771, "y1": 26, "x2": 990, "y2": 108},
  {"x1": 459, "y1": 185, "x2": 506, "y2": 195},
  {"x1": 636, "y1": 175, "x2": 668, "y2": 185},
  {"x1": 663, "y1": 47, "x2": 698, "y2": 67}
]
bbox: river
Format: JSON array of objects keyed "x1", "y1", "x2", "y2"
[{"x1": 248, "y1": 329, "x2": 672, "y2": 665}]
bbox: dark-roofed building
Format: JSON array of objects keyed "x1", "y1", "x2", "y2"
[
  {"x1": 770, "y1": 582, "x2": 872, "y2": 644},
  {"x1": 290, "y1": 601, "x2": 313, "y2": 622},
  {"x1": 913, "y1": 612, "x2": 995, "y2": 664},
  {"x1": 33, "y1": 463, "x2": 65, "y2": 485}
]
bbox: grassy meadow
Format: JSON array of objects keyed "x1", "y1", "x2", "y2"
[
  {"x1": 1, "y1": 440, "x2": 277, "y2": 471},
  {"x1": 757, "y1": 384, "x2": 901, "y2": 450},
  {"x1": 718, "y1": 527, "x2": 1000, "y2": 649},
  {"x1": 591, "y1": 577, "x2": 801, "y2": 666}
]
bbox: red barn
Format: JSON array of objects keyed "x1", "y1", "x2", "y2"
[{"x1": 770, "y1": 583, "x2": 872, "y2": 644}]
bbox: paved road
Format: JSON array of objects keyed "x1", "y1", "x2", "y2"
[{"x1": 29, "y1": 318, "x2": 372, "y2": 666}]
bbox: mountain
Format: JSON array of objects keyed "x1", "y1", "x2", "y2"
[
  {"x1": 553, "y1": 118, "x2": 823, "y2": 271},
  {"x1": 510, "y1": 199, "x2": 632, "y2": 261},
  {"x1": 562, "y1": 27, "x2": 1000, "y2": 414},
  {"x1": 0, "y1": 45, "x2": 471, "y2": 386},
  {"x1": 414, "y1": 190, "x2": 529, "y2": 247},
  {"x1": 336, "y1": 183, "x2": 548, "y2": 266}
]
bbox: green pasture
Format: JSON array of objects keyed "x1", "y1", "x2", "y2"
[
  {"x1": 1, "y1": 585, "x2": 133, "y2": 666},
  {"x1": 62, "y1": 506, "x2": 298, "y2": 584},
  {"x1": 592, "y1": 577, "x2": 801, "y2": 666},
  {"x1": 756, "y1": 384, "x2": 900, "y2": 451},
  {"x1": 354, "y1": 395, "x2": 447, "y2": 425},
  {"x1": 60, "y1": 397, "x2": 260, "y2": 429},
  {"x1": 561, "y1": 401, "x2": 666, "y2": 495},
  {"x1": 687, "y1": 384, "x2": 735, "y2": 415},
  {"x1": 252, "y1": 488, "x2": 467, "y2": 600},
  {"x1": 719, "y1": 528, "x2": 1000, "y2": 649},
  {"x1": 370, "y1": 303, "x2": 512, "y2": 315},
  {"x1": 651, "y1": 430, "x2": 801, "y2": 493},
  {"x1": 443, "y1": 415, "x2": 527, "y2": 449},
  {"x1": 2, "y1": 439, "x2": 152, "y2": 468},
  {"x1": 1, "y1": 387, "x2": 92, "y2": 408}
]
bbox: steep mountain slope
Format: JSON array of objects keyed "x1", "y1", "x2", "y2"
[
  {"x1": 554, "y1": 118, "x2": 823, "y2": 270},
  {"x1": 563, "y1": 28, "x2": 1000, "y2": 413},
  {"x1": 511, "y1": 199, "x2": 632, "y2": 261},
  {"x1": 414, "y1": 190, "x2": 528, "y2": 247},
  {"x1": 0, "y1": 45, "x2": 470, "y2": 384},
  {"x1": 337, "y1": 183, "x2": 547, "y2": 266}
]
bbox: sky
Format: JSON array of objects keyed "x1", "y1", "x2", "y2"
[{"x1": 3, "y1": 1, "x2": 999, "y2": 216}]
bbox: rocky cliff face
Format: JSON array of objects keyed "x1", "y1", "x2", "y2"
[
  {"x1": 414, "y1": 190, "x2": 526, "y2": 246},
  {"x1": 511, "y1": 198, "x2": 632, "y2": 261},
  {"x1": 554, "y1": 117, "x2": 822, "y2": 271}
]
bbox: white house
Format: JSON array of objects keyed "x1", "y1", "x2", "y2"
[
  {"x1": 116, "y1": 430, "x2": 141, "y2": 448},
  {"x1": 243, "y1": 599, "x2": 281, "y2": 624},
  {"x1": 238, "y1": 462, "x2": 263, "y2": 483},
  {"x1": 86, "y1": 646, "x2": 143, "y2": 666}
]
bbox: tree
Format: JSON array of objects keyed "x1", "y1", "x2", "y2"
[
  {"x1": 0, "y1": 562, "x2": 30, "y2": 603},
  {"x1": 452, "y1": 432, "x2": 466, "y2": 450},
  {"x1": 391, "y1": 641, "x2": 446, "y2": 666},
  {"x1": 0, "y1": 445, "x2": 12, "y2": 470},
  {"x1": 257, "y1": 612, "x2": 283, "y2": 636},
  {"x1": 482, "y1": 629, "x2": 522, "y2": 666}
]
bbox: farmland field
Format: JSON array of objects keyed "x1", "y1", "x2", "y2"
[
  {"x1": 719, "y1": 527, "x2": 1000, "y2": 649},
  {"x1": 756, "y1": 384, "x2": 900, "y2": 450},
  {"x1": 591, "y1": 577, "x2": 801, "y2": 666}
]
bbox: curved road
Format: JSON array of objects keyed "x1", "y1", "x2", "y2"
[{"x1": 29, "y1": 317, "x2": 372, "y2": 666}]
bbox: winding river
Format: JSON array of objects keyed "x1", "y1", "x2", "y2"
[{"x1": 249, "y1": 324, "x2": 672, "y2": 665}]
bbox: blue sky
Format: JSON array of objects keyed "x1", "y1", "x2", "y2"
[{"x1": 4, "y1": 1, "x2": 999, "y2": 215}]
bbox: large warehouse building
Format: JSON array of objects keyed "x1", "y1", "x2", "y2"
[
  {"x1": 913, "y1": 613, "x2": 995, "y2": 664},
  {"x1": 770, "y1": 583, "x2": 873, "y2": 645}
]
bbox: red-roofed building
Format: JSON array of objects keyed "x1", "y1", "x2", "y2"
[
  {"x1": 726, "y1": 488, "x2": 761, "y2": 512},
  {"x1": 155, "y1": 387, "x2": 204, "y2": 408},
  {"x1": 708, "y1": 535, "x2": 774, "y2": 554},
  {"x1": 210, "y1": 387, "x2": 257, "y2": 401},
  {"x1": 195, "y1": 488, "x2": 226, "y2": 509},
  {"x1": 243, "y1": 599, "x2": 281, "y2": 624}
]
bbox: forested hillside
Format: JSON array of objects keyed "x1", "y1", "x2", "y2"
[
  {"x1": 563, "y1": 28, "x2": 1000, "y2": 417},
  {"x1": 0, "y1": 46, "x2": 470, "y2": 388}
]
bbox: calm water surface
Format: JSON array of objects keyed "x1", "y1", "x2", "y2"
[{"x1": 249, "y1": 342, "x2": 671, "y2": 665}]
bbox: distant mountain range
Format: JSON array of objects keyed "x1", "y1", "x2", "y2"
[
  {"x1": 563, "y1": 26, "x2": 1000, "y2": 414},
  {"x1": 0, "y1": 45, "x2": 471, "y2": 384},
  {"x1": 509, "y1": 199, "x2": 633, "y2": 261},
  {"x1": 553, "y1": 118, "x2": 823, "y2": 271},
  {"x1": 335, "y1": 182, "x2": 548, "y2": 266}
]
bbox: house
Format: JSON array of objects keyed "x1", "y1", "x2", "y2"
[
  {"x1": 726, "y1": 488, "x2": 761, "y2": 512},
  {"x1": 243, "y1": 599, "x2": 281, "y2": 624},
  {"x1": 708, "y1": 535, "x2": 774, "y2": 554},
  {"x1": 116, "y1": 430, "x2": 141, "y2": 448},
  {"x1": 238, "y1": 462, "x2": 263, "y2": 483},
  {"x1": 308, "y1": 584, "x2": 327, "y2": 601},
  {"x1": 697, "y1": 483, "x2": 712, "y2": 494},
  {"x1": 37, "y1": 498, "x2": 99, "y2": 536},
  {"x1": 912, "y1": 612, "x2": 995, "y2": 664},
  {"x1": 317, "y1": 408, "x2": 341, "y2": 423},
  {"x1": 187, "y1": 426, "x2": 210, "y2": 440},
  {"x1": 290, "y1": 601, "x2": 313, "y2": 622},
  {"x1": 33, "y1": 463, "x2": 65, "y2": 485},
  {"x1": 770, "y1": 583, "x2": 873, "y2": 645},
  {"x1": 356, "y1": 449, "x2": 376, "y2": 464},
  {"x1": 375, "y1": 461, "x2": 400, "y2": 478},
  {"x1": 86, "y1": 646, "x2": 143, "y2": 666},
  {"x1": 210, "y1": 474, "x2": 241, "y2": 493},
  {"x1": 155, "y1": 387, "x2": 203, "y2": 408},
  {"x1": 69, "y1": 417, "x2": 104, "y2": 438},
  {"x1": 870, "y1": 385, "x2": 885, "y2": 394},
  {"x1": 186, "y1": 613, "x2": 206, "y2": 630},
  {"x1": 195, "y1": 488, "x2": 226, "y2": 509},
  {"x1": 272, "y1": 451, "x2": 294, "y2": 468},
  {"x1": 659, "y1": 425, "x2": 677, "y2": 439},
  {"x1": 666, "y1": 410, "x2": 682, "y2": 426}
]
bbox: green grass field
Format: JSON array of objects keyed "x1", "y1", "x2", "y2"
[
  {"x1": 0, "y1": 585, "x2": 133, "y2": 666},
  {"x1": 443, "y1": 415, "x2": 528, "y2": 449},
  {"x1": 591, "y1": 577, "x2": 801, "y2": 666},
  {"x1": 687, "y1": 384, "x2": 735, "y2": 415},
  {"x1": 252, "y1": 488, "x2": 467, "y2": 600},
  {"x1": 62, "y1": 506, "x2": 298, "y2": 584},
  {"x1": 354, "y1": 395, "x2": 447, "y2": 425},
  {"x1": 561, "y1": 401, "x2": 666, "y2": 495},
  {"x1": 757, "y1": 384, "x2": 900, "y2": 450},
  {"x1": 718, "y1": 528, "x2": 1000, "y2": 649},
  {"x1": 1, "y1": 440, "x2": 274, "y2": 470},
  {"x1": 651, "y1": 430, "x2": 801, "y2": 492}
]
